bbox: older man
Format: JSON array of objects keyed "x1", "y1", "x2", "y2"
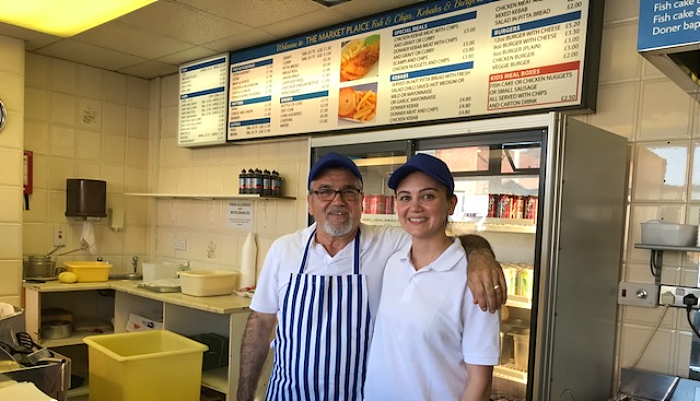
[{"x1": 237, "y1": 153, "x2": 505, "y2": 401}]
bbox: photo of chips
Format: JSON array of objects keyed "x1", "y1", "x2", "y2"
[{"x1": 338, "y1": 85, "x2": 377, "y2": 123}]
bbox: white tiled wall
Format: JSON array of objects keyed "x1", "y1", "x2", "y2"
[
  {"x1": 0, "y1": 36, "x2": 24, "y2": 306},
  {"x1": 23, "y1": 54, "x2": 152, "y2": 275},
  {"x1": 0, "y1": 0, "x2": 698, "y2": 391},
  {"x1": 593, "y1": 1, "x2": 700, "y2": 382},
  {"x1": 151, "y1": 75, "x2": 310, "y2": 275}
]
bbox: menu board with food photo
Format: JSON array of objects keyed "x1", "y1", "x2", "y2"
[
  {"x1": 338, "y1": 83, "x2": 378, "y2": 124},
  {"x1": 340, "y1": 35, "x2": 380, "y2": 82},
  {"x1": 227, "y1": 0, "x2": 598, "y2": 142}
]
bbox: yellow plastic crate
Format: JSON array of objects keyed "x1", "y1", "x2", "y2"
[
  {"x1": 84, "y1": 330, "x2": 208, "y2": 401},
  {"x1": 62, "y1": 261, "x2": 112, "y2": 282}
]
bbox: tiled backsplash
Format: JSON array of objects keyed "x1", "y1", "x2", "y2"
[{"x1": 1, "y1": 0, "x2": 699, "y2": 389}]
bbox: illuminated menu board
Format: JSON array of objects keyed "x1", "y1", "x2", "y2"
[
  {"x1": 179, "y1": 54, "x2": 229, "y2": 147},
  {"x1": 228, "y1": 0, "x2": 597, "y2": 142}
]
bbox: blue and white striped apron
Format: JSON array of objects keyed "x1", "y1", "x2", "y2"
[{"x1": 266, "y1": 229, "x2": 371, "y2": 401}]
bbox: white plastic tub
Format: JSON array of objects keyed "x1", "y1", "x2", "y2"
[
  {"x1": 179, "y1": 270, "x2": 240, "y2": 297},
  {"x1": 641, "y1": 221, "x2": 698, "y2": 246},
  {"x1": 142, "y1": 262, "x2": 179, "y2": 283}
]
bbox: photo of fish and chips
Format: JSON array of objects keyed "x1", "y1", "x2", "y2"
[
  {"x1": 338, "y1": 83, "x2": 377, "y2": 123},
  {"x1": 340, "y1": 34, "x2": 380, "y2": 82}
]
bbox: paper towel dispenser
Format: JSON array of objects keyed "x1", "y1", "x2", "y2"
[{"x1": 65, "y1": 179, "x2": 107, "y2": 218}]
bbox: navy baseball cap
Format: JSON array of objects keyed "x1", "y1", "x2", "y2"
[
  {"x1": 308, "y1": 152, "x2": 363, "y2": 189},
  {"x1": 388, "y1": 153, "x2": 454, "y2": 193}
]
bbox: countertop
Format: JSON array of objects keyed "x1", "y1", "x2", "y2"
[{"x1": 23, "y1": 280, "x2": 251, "y2": 315}]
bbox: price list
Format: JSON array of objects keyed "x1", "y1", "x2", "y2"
[
  {"x1": 225, "y1": 0, "x2": 596, "y2": 142},
  {"x1": 178, "y1": 55, "x2": 229, "y2": 146},
  {"x1": 487, "y1": 0, "x2": 586, "y2": 111},
  {"x1": 388, "y1": 11, "x2": 478, "y2": 123},
  {"x1": 229, "y1": 59, "x2": 274, "y2": 138}
]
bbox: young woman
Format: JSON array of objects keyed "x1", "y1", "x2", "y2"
[{"x1": 364, "y1": 153, "x2": 501, "y2": 401}]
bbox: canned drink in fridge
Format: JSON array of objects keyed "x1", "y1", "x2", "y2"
[
  {"x1": 525, "y1": 196, "x2": 538, "y2": 221},
  {"x1": 502, "y1": 264, "x2": 518, "y2": 296},
  {"x1": 497, "y1": 194, "x2": 513, "y2": 218},
  {"x1": 384, "y1": 195, "x2": 395, "y2": 215},
  {"x1": 513, "y1": 195, "x2": 524, "y2": 219},
  {"x1": 364, "y1": 195, "x2": 385, "y2": 215},
  {"x1": 487, "y1": 194, "x2": 499, "y2": 217},
  {"x1": 518, "y1": 268, "x2": 534, "y2": 299}
]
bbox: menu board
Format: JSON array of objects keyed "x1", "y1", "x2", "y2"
[
  {"x1": 638, "y1": 0, "x2": 700, "y2": 51},
  {"x1": 179, "y1": 54, "x2": 229, "y2": 147},
  {"x1": 228, "y1": 0, "x2": 596, "y2": 142}
]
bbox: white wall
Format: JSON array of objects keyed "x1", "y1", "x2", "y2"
[{"x1": 2, "y1": 0, "x2": 699, "y2": 390}]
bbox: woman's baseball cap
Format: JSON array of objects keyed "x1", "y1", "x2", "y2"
[
  {"x1": 308, "y1": 152, "x2": 363, "y2": 189},
  {"x1": 388, "y1": 153, "x2": 454, "y2": 193}
]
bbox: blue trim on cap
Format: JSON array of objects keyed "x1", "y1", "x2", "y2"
[
  {"x1": 388, "y1": 153, "x2": 454, "y2": 193},
  {"x1": 309, "y1": 152, "x2": 363, "y2": 189}
]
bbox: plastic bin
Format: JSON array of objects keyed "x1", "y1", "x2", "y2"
[
  {"x1": 63, "y1": 261, "x2": 113, "y2": 282},
  {"x1": 84, "y1": 330, "x2": 208, "y2": 401}
]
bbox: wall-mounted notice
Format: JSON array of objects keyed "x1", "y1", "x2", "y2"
[
  {"x1": 228, "y1": 0, "x2": 596, "y2": 142},
  {"x1": 227, "y1": 201, "x2": 253, "y2": 229},
  {"x1": 638, "y1": 0, "x2": 700, "y2": 51},
  {"x1": 179, "y1": 54, "x2": 229, "y2": 147}
]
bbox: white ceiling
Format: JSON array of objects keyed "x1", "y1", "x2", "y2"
[{"x1": 0, "y1": 0, "x2": 424, "y2": 79}]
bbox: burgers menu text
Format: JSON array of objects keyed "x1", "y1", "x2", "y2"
[{"x1": 227, "y1": 0, "x2": 594, "y2": 142}]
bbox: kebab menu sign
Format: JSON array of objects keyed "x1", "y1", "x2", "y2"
[{"x1": 226, "y1": 0, "x2": 595, "y2": 142}]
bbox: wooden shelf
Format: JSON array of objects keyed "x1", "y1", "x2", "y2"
[
  {"x1": 505, "y1": 295, "x2": 532, "y2": 310},
  {"x1": 125, "y1": 193, "x2": 295, "y2": 200},
  {"x1": 494, "y1": 364, "x2": 527, "y2": 384},
  {"x1": 41, "y1": 331, "x2": 114, "y2": 348},
  {"x1": 201, "y1": 367, "x2": 229, "y2": 395}
]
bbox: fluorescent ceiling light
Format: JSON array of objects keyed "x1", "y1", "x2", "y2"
[{"x1": 0, "y1": 0, "x2": 157, "y2": 37}]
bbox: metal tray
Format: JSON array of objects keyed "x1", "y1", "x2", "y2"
[{"x1": 137, "y1": 283, "x2": 181, "y2": 293}]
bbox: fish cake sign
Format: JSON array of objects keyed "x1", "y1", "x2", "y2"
[{"x1": 226, "y1": 0, "x2": 602, "y2": 142}]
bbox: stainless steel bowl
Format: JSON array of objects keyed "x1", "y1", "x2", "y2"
[
  {"x1": 24, "y1": 255, "x2": 57, "y2": 281},
  {"x1": 41, "y1": 321, "x2": 72, "y2": 340}
]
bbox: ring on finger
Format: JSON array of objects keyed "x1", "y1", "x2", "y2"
[{"x1": 493, "y1": 284, "x2": 501, "y2": 290}]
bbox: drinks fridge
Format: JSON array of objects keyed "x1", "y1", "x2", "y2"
[{"x1": 311, "y1": 112, "x2": 627, "y2": 401}]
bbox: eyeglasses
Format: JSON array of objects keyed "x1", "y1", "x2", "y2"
[{"x1": 312, "y1": 188, "x2": 362, "y2": 201}]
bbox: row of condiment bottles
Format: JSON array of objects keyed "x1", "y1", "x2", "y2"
[{"x1": 239, "y1": 169, "x2": 282, "y2": 196}]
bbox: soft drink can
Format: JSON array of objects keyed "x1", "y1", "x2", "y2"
[
  {"x1": 518, "y1": 268, "x2": 534, "y2": 299},
  {"x1": 364, "y1": 195, "x2": 384, "y2": 214},
  {"x1": 384, "y1": 195, "x2": 395, "y2": 215},
  {"x1": 525, "y1": 196, "x2": 538, "y2": 220},
  {"x1": 497, "y1": 194, "x2": 513, "y2": 218},
  {"x1": 487, "y1": 194, "x2": 499, "y2": 217},
  {"x1": 514, "y1": 195, "x2": 524, "y2": 219}
]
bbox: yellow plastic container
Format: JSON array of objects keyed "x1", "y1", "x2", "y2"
[
  {"x1": 84, "y1": 330, "x2": 208, "y2": 401},
  {"x1": 62, "y1": 261, "x2": 112, "y2": 282}
]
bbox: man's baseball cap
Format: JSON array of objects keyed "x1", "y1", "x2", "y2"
[
  {"x1": 388, "y1": 153, "x2": 454, "y2": 194},
  {"x1": 308, "y1": 152, "x2": 363, "y2": 189}
]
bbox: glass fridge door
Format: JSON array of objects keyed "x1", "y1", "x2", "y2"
[
  {"x1": 312, "y1": 141, "x2": 411, "y2": 225},
  {"x1": 417, "y1": 131, "x2": 545, "y2": 401}
]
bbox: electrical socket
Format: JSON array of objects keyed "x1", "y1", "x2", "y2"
[
  {"x1": 659, "y1": 285, "x2": 700, "y2": 309},
  {"x1": 53, "y1": 225, "x2": 66, "y2": 246},
  {"x1": 618, "y1": 281, "x2": 659, "y2": 308}
]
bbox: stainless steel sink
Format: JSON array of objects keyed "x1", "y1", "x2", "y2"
[{"x1": 108, "y1": 272, "x2": 142, "y2": 281}]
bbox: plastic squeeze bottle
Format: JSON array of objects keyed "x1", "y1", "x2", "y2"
[{"x1": 240, "y1": 232, "x2": 257, "y2": 289}]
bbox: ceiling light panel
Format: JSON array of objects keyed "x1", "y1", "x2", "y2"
[{"x1": 0, "y1": 0, "x2": 157, "y2": 37}]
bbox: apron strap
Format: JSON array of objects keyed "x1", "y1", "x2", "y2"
[{"x1": 297, "y1": 229, "x2": 317, "y2": 274}]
